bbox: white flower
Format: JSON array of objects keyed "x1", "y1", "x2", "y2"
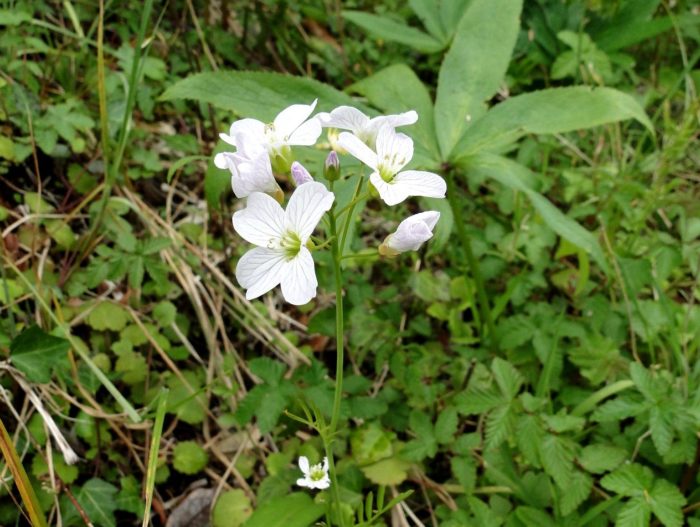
[
  {"x1": 379, "y1": 211, "x2": 440, "y2": 256},
  {"x1": 232, "y1": 181, "x2": 334, "y2": 305},
  {"x1": 216, "y1": 148, "x2": 282, "y2": 199},
  {"x1": 338, "y1": 125, "x2": 446, "y2": 206},
  {"x1": 296, "y1": 456, "x2": 330, "y2": 490},
  {"x1": 317, "y1": 106, "x2": 417, "y2": 146},
  {"x1": 219, "y1": 100, "x2": 322, "y2": 158}
]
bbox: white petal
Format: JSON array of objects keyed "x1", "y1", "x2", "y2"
[
  {"x1": 298, "y1": 456, "x2": 310, "y2": 474},
  {"x1": 319, "y1": 106, "x2": 370, "y2": 133},
  {"x1": 297, "y1": 477, "x2": 311, "y2": 488},
  {"x1": 376, "y1": 126, "x2": 414, "y2": 174},
  {"x1": 388, "y1": 211, "x2": 440, "y2": 252},
  {"x1": 322, "y1": 457, "x2": 329, "y2": 472},
  {"x1": 337, "y1": 132, "x2": 378, "y2": 170},
  {"x1": 370, "y1": 172, "x2": 410, "y2": 206},
  {"x1": 288, "y1": 117, "x2": 322, "y2": 146},
  {"x1": 232, "y1": 152, "x2": 280, "y2": 198},
  {"x1": 392, "y1": 170, "x2": 447, "y2": 200},
  {"x1": 284, "y1": 182, "x2": 335, "y2": 242},
  {"x1": 273, "y1": 100, "x2": 318, "y2": 138},
  {"x1": 382, "y1": 110, "x2": 419, "y2": 128},
  {"x1": 281, "y1": 247, "x2": 318, "y2": 305},
  {"x1": 219, "y1": 133, "x2": 236, "y2": 146},
  {"x1": 232, "y1": 192, "x2": 285, "y2": 246},
  {"x1": 312, "y1": 476, "x2": 331, "y2": 489},
  {"x1": 235, "y1": 247, "x2": 286, "y2": 300},
  {"x1": 228, "y1": 118, "x2": 266, "y2": 144},
  {"x1": 214, "y1": 152, "x2": 229, "y2": 169}
]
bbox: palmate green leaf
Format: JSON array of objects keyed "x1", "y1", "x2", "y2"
[
  {"x1": 342, "y1": 11, "x2": 443, "y2": 53},
  {"x1": 10, "y1": 326, "x2": 70, "y2": 383},
  {"x1": 434, "y1": 0, "x2": 523, "y2": 158},
  {"x1": 349, "y1": 64, "x2": 440, "y2": 160},
  {"x1": 244, "y1": 493, "x2": 325, "y2": 527},
  {"x1": 463, "y1": 153, "x2": 610, "y2": 274},
  {"x1": 452, "y1": 86, "x2": 653, "y2": 159}
]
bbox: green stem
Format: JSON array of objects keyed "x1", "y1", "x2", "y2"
[
  {"x1": 339, "y1": 175, "x2": 365, "y2": 254},
  {"x1": 446, "y1": 169, "x2": 496, "y2": 344},
  {"x1": 327, "y1": 182, "x2": 346, "y2": 527}
]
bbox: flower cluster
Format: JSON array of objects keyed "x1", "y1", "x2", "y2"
[{"x1": 216, "y1": 101, "x2": 446, "y2": 305}]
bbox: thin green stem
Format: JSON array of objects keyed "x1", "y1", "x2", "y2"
[
  {"x1": 446, "y1": 168, "x2": 496, "y2": 344},
  {"x1": 339, "y1": 175, "x2": 365, "y2": 255}
]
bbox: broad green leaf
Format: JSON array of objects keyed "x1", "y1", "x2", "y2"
[
  {"x1": 249, "y1": 357, "x2": 286, "y2": 386},
  {"x1": 213, "y1": 490, "x2": 253, "y2": 527},
  {"x1": 10, "y1": 326, "x2": 70, "y2": 383},
  {"x1": 86, "y1": 302, "x2": 129, "y2": 332},
  {"x1": 408, "y1": 0, "x2": 447, "y2": 42},
  {"x1": 349, "y1": 64, "x2": 440, "y2": 159},
  {"x1": 342, "y1": 11, "x2": 443, "y2": 53},
  {"x1": 435, "y1": 406, "x2": 458, "y2": 443},
  {"x1": 0, "y1": 9, "x2": 31, "y2": 26},
  {"x1": 594, "y1": 13, "x2": 700, "y2": 52},
  {"x1": 244, "y1": 493, "x2": 324, "y2": 527},
  {"x1": 161, "y1": 71, "x2": 369, "y2": 121},
  {"x1": 463, "y1": 153, "x2": 610, "y2": 273},
  {"x1": 434, "y1": 0, "x2": 523, "y2": 158},
  {"x1": 515, "y1": 507, "x2": 557, "y2": 527},
  {"x1": 452, "y1": 87, "x2": 653, "y2": 159},
  {"x1": 539, "y1": 434, "x2": 575, "y2": 488},
  {"x1": 559, "y1": 470, "x2": 593, "y2": 515}
]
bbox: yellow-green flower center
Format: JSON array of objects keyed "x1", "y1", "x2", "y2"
[
  {"x1": 379, "y1": 165, "x2": 395, "y2": 183},
  {"x1": 281, "y1": 230, "x2": 302, "y2": 260},
  {"x1": 310, "y1": 466, "x2": 326, "y2": 481}
]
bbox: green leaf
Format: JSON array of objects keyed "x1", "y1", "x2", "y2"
[
  {"x1": 515, "y1": 506, "x2": 557, "y2": 527},
  {"x1": 578, "y1": 444, "x2": 628, "y2": 474},
  {"x1": 249, "y1": 357, "x2": 286, "y2": 386},
  {"x1": 349, "y1": 64, "x2": 440, "y2": 159},
  {"x1": 342, "y1": 11, "x2": 443, "y2": 53},
  {"x1": 0, "y1": 136, "x2": 14, "y2": 161},
  {"x1": 161, "y1": 71, "x2": 367, "y2": 121},
  {"x1": 10, "y1": 326, "x2": 70, "y2": 383},
  {"x1": 435, "y1": 406, "x2": 458, "y2": 444},
  {"x1": 65, "y1": 479, "x2": 118, "y2": 527},
  {"x1": 452, "y1": 87, "x2": 653, "y2": 158},
  {"x1": 172, "y1": 441, "x2": 208, "y2": 475},
  {"x1": 360, "y1": 457, "x2": 410, "y2": 486},
  {"x1": 649, "y1": 479, "x2": 686, "y2": 527},
  {"x1": 212, "y1": 489, "x2": 253, "y2": 527},
  {"x1": 434, "y1": 0, "x2": 523, "y2": 158},
  {"x1": 491, "y1": 358, "x2": 523, "y2": 401},
  {"x1": 0, "y1": 9, "x2": 31, "y2": 26},
  {"x1": 616, "y1": 497, "x2": 651, "y2": 527},
  {"x1": 601, "y1": 464, "x2": 654, "y2": 496},
  {"x1": 244, "y1": 493, "x2": 325, "y2": 527},
  {"x1": 464, "y1": 153, "x2": 610, "y2": 274},
  {"x1": 539, "y1": 434, "x2": 575, "y2": 488},
  {"x1": 559, "y1": 470, "x2": 593, "y2": 515},
  {"x1": 408, "y1": 0, "x2": 447, "y2": 42},
  {"x1": 86, "y1": 302, "x2": 129, "y2": 332}
]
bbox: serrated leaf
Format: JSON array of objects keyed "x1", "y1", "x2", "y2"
[
  {"x1": 578, "y1": 444, "x2": 628, "y2": 474},
  {"x1": 249, "y1": 357, "x2": 286, "y2": 386},
  {"x1": 212, "y1": 489, "x2": 253, "y2": 527},
  {"x1": 485, "y1": 403, "x2": 515, "y2": 449},
  {"x1": 616, "y1": 497, "x2": 651, "y2": 527},
  {"x1": 451, "y1": 456, "x2": 476, "y2": 492},
  {"x1": 10, "y1": 326, "x2": 70, "y2": 383},
  {"x1": 516, "y1": 414, "x2": 545, "y2": 467},
  {"x1": 649, "y1": 405, "x2": 674, "y2": 456},
  {"x1": 649, "y1": 479, "x2": 686, "y2": 527},
  {"x1": 601, "y1": 464, "x2": 654, "y2": 496},
  {"x1": 560, "y1": 470, "x2": 593, "y2": 515},
  {"x1": 435, "y1": 406, "x2": 458, "y2": 443},
  {"x1": 456, "y1": 387, "x2": 503, "y2": 415},
  {"x1": 491, "y1": 358, "x2": 523, "y2": 401},
  {"x1": 172, "y1": 441, "x2": 208, "y2": 475},
  {"x1": 515, "y1": 506, "x2": 556, "y2": 527},
  {"x1": 539, "y1": 434, "x2": 575, "y2": 488}
]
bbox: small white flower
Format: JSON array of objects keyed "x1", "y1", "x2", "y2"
[
  {"x1": 219, "y1": 100, "x2": 322, "y2": 158},
  {"x1": 296, "y1": 456, "x2": 330, "y2": 490},
  {"x1": 216, "y1": 148, "x2": 282, "y2": 199},
  {"x1": 338, "y1": 125, "x2": 446, "y2": 206},
  {"x1": 291, "y1": 161, "x2": 314, "y2": 186},
  {"x1": 317, "y1": 106, "x2": 418, "y2": 146},
  {"x1": 232, "y1": 182, "x2": 334, "y2": 305},
  {"x1": 379, "y1": 211, "x2": 440, "y2": 256}
]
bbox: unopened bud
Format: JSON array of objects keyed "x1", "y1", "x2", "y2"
[
  {"x1": 324, "y1": 151, "x2": 340, "y2": 181},
  {"x1": 291, "y1": 162, "x2": 313, "y2": 186}
]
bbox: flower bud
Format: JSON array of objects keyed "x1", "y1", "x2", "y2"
[
  {"x1": 323, "y1": 151, "x2": 340, "y2": 181},
  {"x1": 291, "y1": 161, "x2": 313, "y2": 186},
  {"x1": 270, "y1": 146, "x2": 294, "y2": 176},
  {"x1": 378, "y1": 211, "x2": 440, "y2": 257}
]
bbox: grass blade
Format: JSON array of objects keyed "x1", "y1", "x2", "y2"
[{"x1": 142, "y1": 388, "x2": 168, "y2": 527}]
